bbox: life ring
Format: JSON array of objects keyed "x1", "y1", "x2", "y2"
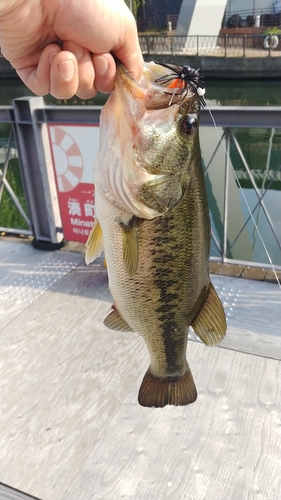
[
  {"x1": 49, "y1": 126, "x2": 84, "y2": 193},
  {"x1": 263, "y1": 35, "x2": 279, "y2": 50}
]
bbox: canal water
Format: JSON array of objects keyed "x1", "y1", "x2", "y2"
[
  {"x1": 1, "y1": 77, "x2": 281, "y2": 107},
  {"x1": 0, "y1": 78, "x2": 280, "y2": 266}
]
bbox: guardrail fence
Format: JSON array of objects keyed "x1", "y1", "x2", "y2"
[
  {"x1": 0, "y1": 99, "x2": 280, "y2": 267},
  {"x1": 0, "y1": 119, "x2": 31, "y2": 236},
  {"x1": 138, "y1": 34, "x2": 281, "y2": 57}
]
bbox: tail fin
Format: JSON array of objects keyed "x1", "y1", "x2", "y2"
[{"x1": 138, "y1": 366, "x2": 197, "y2": 408}]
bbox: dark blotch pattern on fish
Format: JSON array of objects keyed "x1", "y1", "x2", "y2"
[{"x1": 151, "y1": 210, "x2": 187, "y2": 375}]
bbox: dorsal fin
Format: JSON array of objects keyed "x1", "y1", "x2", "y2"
[
  {"x1": 85, "y1": 219, "x2": 104, "y2": 265},
  {"x1": 119, "y1": 216, "x2": 138, "y2": 277},
  {"x1": 191, "y1": 282, "x2": 226, "y2": 346}
]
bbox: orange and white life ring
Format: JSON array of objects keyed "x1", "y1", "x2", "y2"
[
  {"x1": 263, "y1": 35, "x2": 279, "y2": 50},
  {"x1": 50, "y1": 127, "x2": 84, "y2": 192}
]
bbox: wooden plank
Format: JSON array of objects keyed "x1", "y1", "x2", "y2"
[
  {"x1": 241, "y1": 266, "x2": 267, "y2": 281},
  {"x1": 62, "y1": 241, "x2": 86, "y2": 254},
  {"x1": 208, "y1": 261, "x2": 222, "y2": 275},
  {"x1": 0, "y1": 260, "x2": 147, "y2": 500},
  {"x1": 264, "y1": 269, "x2": 281, "y2": 283},
  {"x1": 210, "y1": 262, "x2": 281, "y2": 284},
  {"x1": 0, "y1": 483, "x2": 42, "y2": 500},
  {"x1": 61, "y1": 342, "x2": 281, "y2": 500},
  {"x1": 216, "y1": 263, "x2": 243, "y2": 278},
  {"x1": 1, "y1": 240, "x2": 280, "y2": 500}
]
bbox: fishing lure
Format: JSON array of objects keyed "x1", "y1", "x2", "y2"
[{"x1": 154, "y1": 61, "x2": 206, "y2": 108}]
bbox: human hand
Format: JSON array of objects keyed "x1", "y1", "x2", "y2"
[{"x1": 0, "y1": 0, "x2": 143, "y2": 99}]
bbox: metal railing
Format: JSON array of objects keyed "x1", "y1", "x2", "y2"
[
  {"x1": 138, "y1": 34, "x2": 281, "y2": 57},
  {"x1": 201, "y1": 121, "x2": 281, "y2": 266},
  {"x1": 0, "y1": 108, "x2": 32, "y2": 236},
  {"x1": 224, "y1": 6, "x2": 281, "y2": 28},
  {"x1": 0, "y1": 100, "x2": 280, "y2": 267},
  {"x1": 0, "y1": 133, "x2": 32, "y2": 235}
]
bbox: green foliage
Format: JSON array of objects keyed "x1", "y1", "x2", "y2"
[
  {"x1": 0, "y1": 156, "x2": 29, "y2": 230},
  {"x1": 124, "y1": 0, "x2": 145, "y2": 18},
  {"x1": 262, "y1": 27, "x2": 281, "y2": 35}
]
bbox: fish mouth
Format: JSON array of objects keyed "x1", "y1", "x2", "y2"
[
  {"x1": 115, "y1": 59, "x2": 195, "y2": 111},
  {"x1": 115, "y1": 59, "x2": 146, "y2": 101}
]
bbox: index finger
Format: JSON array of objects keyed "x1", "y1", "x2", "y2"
[{"x1": 113, "y1": 27, "x2": 143, "y2": 82}]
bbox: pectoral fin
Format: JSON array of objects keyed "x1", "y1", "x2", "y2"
[
  {"x1": 191, "y1": 282, "x2": 226, "y2": 346},
  {"x1": 104, "y1": 308, "x2": 133, "y2": 332},
  {"x1": 85, "y1": 219, "x2": 104, "y2": 265},
  {"x1": 119, "y1": 216, "x2": 138, "y2": 276}
]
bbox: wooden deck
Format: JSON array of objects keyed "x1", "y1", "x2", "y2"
[{"x1": 1, "y1": 238, "x2": 280, "y2": 500}]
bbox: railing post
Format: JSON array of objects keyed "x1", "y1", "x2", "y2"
[
  {"x1": 0, "y1": 128, "x2": 13, "y2": 203},
  {"x1": 223, "y1": 128, "x2": 230, "y2": 262},
  {"x1": 12, "y1": 97, "x2": 64, "y2": 249},
  {"x1": 224, "y1": 34, "x2": 228, "y2": 57},
  {"x1": 197, "y1": 35, "x2": 199, "y2": 56},
  {"x1": 243, "y1": 35, "x2": 246, "y2": 57}
]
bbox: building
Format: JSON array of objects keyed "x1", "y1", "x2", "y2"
[
  {"x1": 176, "y1": 0, "x2": 228, "y2": 36},
  {"x1": 137, "y1": 0, "x2": 281, "y2": 35}
]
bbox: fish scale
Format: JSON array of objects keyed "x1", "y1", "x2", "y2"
[{"x1": 86, "y1": 60, "x2": 227, "y2": 408}]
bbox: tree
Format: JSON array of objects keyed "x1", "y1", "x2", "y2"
[{"x1": 124, "y1": 0, "x2": 145, "y2": 20}]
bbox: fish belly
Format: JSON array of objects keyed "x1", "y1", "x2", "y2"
[{"x1": 95, "y1": 183, "x2": 210, "y2": 407}]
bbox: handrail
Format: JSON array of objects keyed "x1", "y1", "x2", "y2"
[
  {"x1": 0, "y1": 99, "x2": 280, "y2": 268},
  {"x1": 138, "y1": 34, "x2": 281, "y2": 57},
  {"x1": 31, "y1": 105, "x2": 281, "y2": 129}
]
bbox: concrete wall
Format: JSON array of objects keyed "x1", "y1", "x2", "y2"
[
  {"x1": 188, "y1": 0, "x2": 228, "y2": 35},
  {"x1": 143, "y1": 53, "x2": 281, "y2": 79}
]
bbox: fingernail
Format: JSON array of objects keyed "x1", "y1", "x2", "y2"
[
  {"x1": 74, "y1": 46, "x2": 84, "y2": 61},
  {"x1": 49, "y1": 52, "x2": 58, "y2": 65},
  {"x1": 58, "y1": 60, "x2": 75, "y2": 81},
  {"x1": 94, "y1": 56, "x2": 109, "y2": 75}
]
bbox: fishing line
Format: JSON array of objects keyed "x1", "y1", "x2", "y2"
[
  {"x1": 206, "y1": 108, "x2": 281, "y2": 290},
  {"x1": 253, "y1": 127, "x2": 275, "y2": 250},
  {"x1": 153, "y1": 61, "x2": 280, "y2": 288}
]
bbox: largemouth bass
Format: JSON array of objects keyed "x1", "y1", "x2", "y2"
[{"x1": 86, "y1": 61, "x2": 226, "y2": 408}]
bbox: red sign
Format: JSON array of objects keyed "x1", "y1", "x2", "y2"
[
  {"x1": 56, "y1": 182, "x2": 95, "y2": 242},
  {"x1": 48, "y1": 124, "x2": 99, "y2": 243}
]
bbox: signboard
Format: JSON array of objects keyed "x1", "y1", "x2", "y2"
[{"x1": 48, "y1": 124, "x2": 99, "y2": 243}]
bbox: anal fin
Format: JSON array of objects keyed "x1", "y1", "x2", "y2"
[
  {"x1": 120, "y1": 216, "x2": 138, "y2": 276},
  {"x1": 85, "y1": 219, "x2": 103, "y2": 265},
  {"x1": 104, "y1": 308, "x2": 133, "y2": 332},
  {"x1": 191, "y1": 282, "x2": 227, "y2": 346}
]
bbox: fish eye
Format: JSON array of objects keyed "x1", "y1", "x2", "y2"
[{"x1": 180, "y1": 114, "x2": 197, "y2": 135}]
